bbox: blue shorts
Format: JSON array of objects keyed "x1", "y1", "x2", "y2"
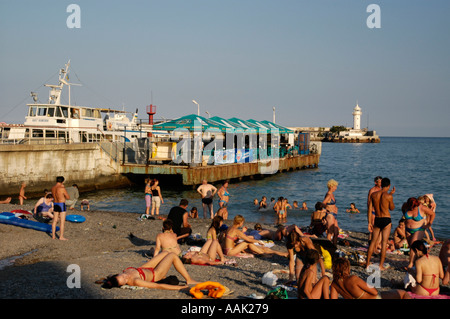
[{"x1": 54, "y1": 202, "x2": 67, "y2": 212}]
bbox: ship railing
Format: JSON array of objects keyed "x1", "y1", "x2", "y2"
[
  {"x1": 0, "y1": 126, "x2": 72, "y2": 145},
  {"x1": 0, "y1": 125, "x2": 116, "y2": 145}
]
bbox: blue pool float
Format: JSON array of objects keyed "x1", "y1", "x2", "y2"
[{"x1": 65, "y1": 214, "x2": 86, "y2": 223}]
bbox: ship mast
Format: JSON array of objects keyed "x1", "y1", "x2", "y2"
[{"x1": 44, "y1": 60, "x2": 80, "y2": 106}]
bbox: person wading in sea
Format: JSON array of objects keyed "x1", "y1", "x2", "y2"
[{"x1": 197, "y1": 180, "x2": 217, "y2": 219}]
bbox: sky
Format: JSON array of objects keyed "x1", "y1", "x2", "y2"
[{"x1": 0, "y1": 0, "x2": 449, "y2": 137}]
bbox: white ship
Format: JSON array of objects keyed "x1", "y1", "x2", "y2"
[{"x1": 1, "y1": 61, "x2": 160, "y2": 144}]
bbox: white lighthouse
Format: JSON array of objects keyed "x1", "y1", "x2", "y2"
[{"x1": 352, "y1": 103, "x2": 362, "y2": 130}]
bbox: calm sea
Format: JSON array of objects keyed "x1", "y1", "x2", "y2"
[{"x1": 81, "y1": 137, "x2": 450, "y2": 239}]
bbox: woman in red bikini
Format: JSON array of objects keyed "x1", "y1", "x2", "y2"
[
  {"x1": 102, "y1": 251, "x2": 198, "y2": 290},
  {"x1": 410, "y1": 240, "x2": 444, "y2": 296}
]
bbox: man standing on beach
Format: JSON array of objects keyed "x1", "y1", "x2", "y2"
[
  {"x1": 197, "y1": 180, "x2": 217, "y2": 219},
  {"x1": 51, "y1": 176, "x2": 70, "y2": 240},
  {"x1": 367, "y1": 176, "x2": 382, "y2": 242},
  {"x1": 366, "y1": 177, "x2": 395, "y2": 271}
]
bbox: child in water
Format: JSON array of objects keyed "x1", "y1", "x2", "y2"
[{"x1": 346, "y1": 203, "x2": 360, "y2": 214}]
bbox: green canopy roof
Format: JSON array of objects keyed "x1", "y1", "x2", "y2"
[
  {"x1": 210, "y1": 116, "x2": 255, "y2": 134},
  {"x1": 227, "y1": 117, "x2": 262, "y2": 133},
  {"x1": 152, "y1": 114, "x2": 229, "y2": 132},
  {"x1": 260, "y1": 120, "x2": 294, "y2": 134},
  {"x1": 152, "y1": 114, "x2": 293, "y2": 134},
  {"x1": 246, "y1": 119, "x2": 273, "y2": 132}
]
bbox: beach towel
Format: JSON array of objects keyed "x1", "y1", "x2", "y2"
[
  {"x1": 118, "y1": 276, "x2": 180, "y2": 289},
  {"x1": 408, "y1": 292, "x2": 450, "y2": 299},
  {"x1": 254, "y1": 240, "x2": 275, "y2": 248},
  {"x1": 238, "y1": 239, "x2": 275, "y2": 248},
  {"x1": 190, "y1": 259, "x2": 237, "y2": 266}
]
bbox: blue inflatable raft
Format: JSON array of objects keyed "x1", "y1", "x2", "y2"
[
  {"x1": 65, "y1": 214, "x2": 86, "y2": 223},
  {"x1": 0, "y1": 212, "x2": 58, "y2": 233}
]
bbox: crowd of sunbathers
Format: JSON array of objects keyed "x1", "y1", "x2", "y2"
[{"x1": 99, "y1": 194, "x2": 450, "y2": 299}]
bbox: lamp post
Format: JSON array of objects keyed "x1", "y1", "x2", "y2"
[
  {"x1": 205, "y1": 111, "x2": 210, "y2": 118},
  {"x1": 192, "y1": 100, "x2": 199, "y2": 115}
]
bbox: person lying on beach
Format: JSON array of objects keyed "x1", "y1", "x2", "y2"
[
  {"x1": 286, "y1": 230, "x2": 325, "y2": 282},
  {"x1": 223, "y1": 215, "x2": 288, "y2": 257},
  {"x1": 280, "y1": 223, "x2": 317, "y2": 239},
  {"x1": 154, "y1": 219, "x2": 182, "y2": 257},
  {"x1": 330, "y1": 257, "x2": 411, "y2": 299},
  {"x1": 182, "y1": 239, "x2": 229, "y2": 265},
  {"x1": 245, "y1": 223, "x2": 284, "y2": 241},
  {"x1": 0, "y1": 197, "x2": 11, "y2": 204},
  {"x1": 101, "y1": 251, "x2": 198, "y2": 290},
  {"x1": 297, "y1": 249, "x2": 330, "y2": 299}
]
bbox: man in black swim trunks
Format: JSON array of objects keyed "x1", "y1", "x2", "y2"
[
  {"x1": 367, "y1": 176, "x2": 382, "y2": 242},
  {"x1": 196, "y1": 180, "x2": 217, "y2": 219},
  {"x1": 366, "y1": 177, "x2": 396, "y2": 271}
]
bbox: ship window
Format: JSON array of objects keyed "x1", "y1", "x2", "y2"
[
  {"x1": 29, "y1": 106, "x2": 37, "y2": 117},
  {"x1": 61, "y1": 107, "x2": 68, "y2": 118},
  {"x1": 32, "y1": 129, "x2": 44, "y2": 138},
  {"x1": 55, "y1": 107, "x2": 62, "y2": 117},
  {"x1": 37, "y1": 107, "x2": 47, "y2": 116},
  {"x1": 47, "y1": 107, "x2": 55, "y2": 117},
  {"x1": 71, "y1": 108, "x2": 80, "y2": 119},
  {"x1": 85, "y1": 109, "x2": 93, "y2": 117},
  {"x1": 94, "y1": 110, "x2": 101, "y2": 118}
]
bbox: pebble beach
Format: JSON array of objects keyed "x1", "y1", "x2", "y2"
[{"x1": 0, "y1": 203, "x2": 448, "y2": 302}]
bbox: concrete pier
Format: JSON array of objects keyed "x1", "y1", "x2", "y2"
[
  {"x1": 120, "y1": 153, "x2": 320, "y2": 186},
  {"x1": 0, "y1": 143, "x2": 131, "y2": 197},
  {"x1": 0, "y1": 142, "x2": 320, "y2": 196}
]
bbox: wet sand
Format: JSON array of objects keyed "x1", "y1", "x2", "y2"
[{"x1": 0, "y1": 203, "x2": 447, "y2": 301}]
